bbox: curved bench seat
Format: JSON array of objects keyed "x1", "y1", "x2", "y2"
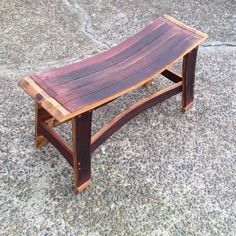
[{"x1": 20, "y1": 15, "x2": 207, "y2": 122}]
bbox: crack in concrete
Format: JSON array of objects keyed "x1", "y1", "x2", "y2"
[
  {"x1": 202, "y1": 41, "x2": 236, "y2": 48},
  {"x1": 62, "y1": 0, "x2": 111, "y2": 50}
]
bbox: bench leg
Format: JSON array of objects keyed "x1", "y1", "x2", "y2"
[
  {"x1": 35, "y1": 102, "x2": 50, "y2": 148},
  {"x1": 182, "y1": 46, "x2": 198, "y2": 111},
  {"x1": 72, "y1": 111, "x2": 92, "y2": 192}
]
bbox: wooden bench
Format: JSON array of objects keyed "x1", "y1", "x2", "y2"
[{"x1": 19, "y1": 15, "x2": 208, "y2": 192}]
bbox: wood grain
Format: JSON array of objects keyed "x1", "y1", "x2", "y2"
[
  {"x1": 64, "y1": 34, "x2": 194, "y2": 112},
  {"x1": 163, "y1": 15, "x2": 208, "y2": 39}
]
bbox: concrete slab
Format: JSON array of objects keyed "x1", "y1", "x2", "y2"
[{"x1": 0, "y1": 0, "x2": 235, "y2": 235}]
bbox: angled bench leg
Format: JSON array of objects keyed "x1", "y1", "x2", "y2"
[
  {"x1": 72, "y1": 111, "x2": 92, "y2": 192},
  {"x1": 182, "y1": 46, "x2": 198, "y2": 111},
  {"x1": 35, "y1": 102, "x2": 51, "y2": 148}
]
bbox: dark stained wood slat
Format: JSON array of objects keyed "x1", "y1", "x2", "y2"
[
  {"x1": 22, "y1": 16, "x2": 208, "y2": 122},
  {"x1": 41, "y1": 22, "x2": 174, "y2": 91},
  {"x1": 32, "y1": 18, "x2": 167, "y2": 86},
  {"x1": 64, "y1": 34, "x2": 196, "y2": 112},
  {"x1": 53, "y1": 27, "x2": 181, "y2": 100}
]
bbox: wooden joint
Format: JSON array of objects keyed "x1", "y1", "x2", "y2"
[
  {"x1": 19, "y1": 76, "x2": 71, "y2": 122},
  {"x1": 143, "y1": 67, "x2": 182, "y2": 88},
  {"x1": 35, "y1": 102, "x2": 70, "y2": 148}
]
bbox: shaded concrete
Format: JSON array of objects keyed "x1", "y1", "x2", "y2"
[{"x1": 0, "y1": 0, "x2": 235, "y2": 235}]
